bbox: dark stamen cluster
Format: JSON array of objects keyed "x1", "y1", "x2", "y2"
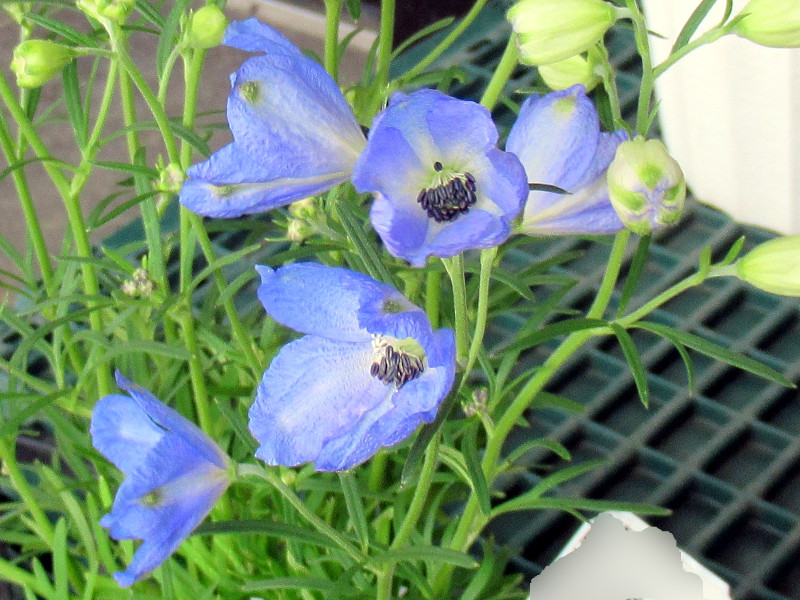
[
  {"x1": 370, "y1": 345, "x2": 425, "y2": 389},
  {"x1": 417, "y1": 169, "x2": 478, "y2": 223}
]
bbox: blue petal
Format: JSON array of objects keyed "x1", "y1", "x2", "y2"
[
  {"x1": 256, "y1": 263, "x2": 429, "y2": 342},
  {"x1": 178, "y1": 19, "x2": 365, "y2": 218},
  {"x1": 180, "y1": 143, "x2": 352, "y2": 219},
  {"x1": 521, "y1": 131, "x2": 628, "y2": 235},
  {"x1": 111, "y1": 372, "x2": 228, "y2": 470},
  {"x1": 506, "y1": 84, "x2": 600, "y2": 193},
  {"x1": 249, "y1": 335, "x2": 394, "y2": 469},
  {"x1": 90, "y1": 394, "x2": 164, "y2": 475}
]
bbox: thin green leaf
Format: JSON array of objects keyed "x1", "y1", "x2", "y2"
[
  {"x1": 719, "y1": 236, "x2": 746, "y2": 266},
  {"x1": 338, "y1": 472, "x2": 370, "y2": 552},
  {"x1": 53, "y1": 518, "x2": 68, "y2": 600},
  {"x1": 92, "y1": 160, "x2": 158, "y2": 178},
  {"x1": 513, "y1": 496, "x2": 671, "y2": 517},
  {"x1": 401, "y1": 392, "x2": 458, "y2": 488},
  {"x1": 0, "y1": 157, "x2": 79, "y2": 183},
  {"x1": 499, "y1": 317, "x2": 608, "y2": 356},
  {"x1": 530, "y1": 391, "x2": 586, "y2": 414},
  {"x1": 502, "y1": 437, "x2": 572, "y2": 470},
  {"x1": 195, "y1": 519, "x2": 337, "y2": 548},
  {"x1": 672, "y1": 0, "x2": 720, "y2": 53},
  {"x1": 61, "y1": 61, "x2": 86, "y2": 148},
  {"x1": 97, "y1": 340, "x2": 194, "y2": 363},
  {"x1": 23, "y1": 13, "x2": 98, "y2": 46},
  {"x1": 673, "y1": 339, "x2": 696, "y2": 394},
  {"x1": 617, "y1": 234, "x2": 650, "y2": 316},
  {"x1": 391, "y1": 17, "x2": 454, "y2": 59},
  {"x1": 134, "y1": 0, "x2": 165, "y2": 28},
  {"x1": 610, "y1": 323, "x2": 650, "y2": 407},
  {"x1": 634, "y1": 321, "x2": 795, "y2": 388},
  {"x1": 377, "y1": 545, "x2": 478, "y2": 569},
  {"x1": 462, "y1": 424, "x2": 491, "y2": 516},
  {"x1": 242, "y1": 577, "x2": 362, "y2": 595},
  {"x1": 345, "y1": 0, "x2": 361, "y2": 20}
]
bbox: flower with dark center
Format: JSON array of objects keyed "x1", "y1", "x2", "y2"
[
  {"x1": 91, "y1": 373, "x2": 232, "y2": 587},
  {"x1": 352, "y1": 89, "x2": 528, "y2": 267},
  {"x1": 248, "y1": 263, "x2": 456, "y2": 471},
  {"x1": 506, "y1": 84, "x2": 629, "y2": 235},
  {"x1": 178, "y1": 19, "x2": 365, "y2": 218}
]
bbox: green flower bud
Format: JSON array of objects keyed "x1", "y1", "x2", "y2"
[
  {"x1": 508, "y1": 0, "x2": 618, "y2": 65},
  {"x1": 607, "y1": 137, "x2": 686, "y2": 235},
  {"x1": 184, "y1": 6, "x2": 228, "y2": 49},
  {"x1": 734, "y1": 0, "x2": 800, "y2": 48},
  {"x1": 11, "y1": 40, "x2": 76, "y2": 88},
  {"x1": 735, "y1": 236, "x2": 800, "y2": 296},
  {"x1": 287, "y1": 219, "x2": 314, "y2": 243},
  {"x1": 288, "y1": 198, "x2": 318, "y2": 220},
  {"x1": 76, "y1": 0, "x2": 134, "y2": 23},
  {"x1": 538, "y1": 51, "x2": 601, "y2": 92}
]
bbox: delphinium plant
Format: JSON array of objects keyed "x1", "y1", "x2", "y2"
[{"x1": 1, "y1": 0, "x2": 800, "y2": 598}]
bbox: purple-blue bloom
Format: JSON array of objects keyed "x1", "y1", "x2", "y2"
[
  {"x1": 506, "y1": 84, "x2": 628, "y2": 235},
  {"x1": 179, "y1": 19, "x2": 366, "y2": 218},
  {"x1": 351, "y1": 89, "x2": 528, "y2": 267},
  {"x1": 248, "y1": 263, "x2": 456, "y2": 471},
  {"x1": 91, "y1": 372, "x2": 231, "y2": 587}
]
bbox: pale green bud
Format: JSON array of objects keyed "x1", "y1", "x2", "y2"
[
  {"x1": 76, "y1": 0, "x2": 134, "y2": 23},
  {"x1": 735, "y1": 236, "x2": 800, "y2": 296},
  {"x1": 184, "y1": 6, "x2": 228, "y2": 49},
  {"x1": 607, "y1": 137, "x2": 686, "y2": 235},
  {"x1": 287, "y1": 219, "x2": 314, "y2": 243},
  {"x1": 288, "y1": 198, "x2": 318, "y2": 220},
  {"x1": 508, "y1": 0, "x2": 617, "y2": 65},
  {"x1": 734, "y1": 0, "x2": 800, "y2": 47},
  {"x1": 538, "y1": 51, "x2": 601, "y2": 92},
  {"x1": 11, "y1": 40, "x2": 76, "y2": 88}
]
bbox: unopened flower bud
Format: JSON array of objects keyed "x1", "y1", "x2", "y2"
[
  {"x1": 508, "y1": 0, "x2": 618, "y2": 65},
  {"x1": 287, "y1": 219, "x2": 313, "y2": 243},
  {"x1": 184, "y1": 6, "x2": 228, "y2": 49},
  {"x1": 155, "y1": 163, "x2": 184, "y2": 196},
  {"x1": 733, "y1": 0, "x2": 800, "y2": 48},
  {"x1": 76, "y1": 0, "x2": 134, "y2": 23},
  {"x1": 538, "y1": 52, "x2": 601, "y2": 92},
  {"x1": 735, "y1": 236, "x2": 800, "y2": 296},
  {"x1": 463, "y1": 388, "x2": 489, "y2": 418},
  {"x1": 11, "y1": 40, "x2": 75, "y2": 88},
  {"x1": 607, "y1": 137, "x2": 686, "y2": 234},
  {"x1": 288, "y1": 198, "x2": 318, "y2": 220}
]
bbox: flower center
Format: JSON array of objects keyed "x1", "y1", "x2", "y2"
[
  {"x1": 416, "y1": 162, "x2": 478, "y2": 223},
  {"x1": 370, "y1": 337, "x2": 426, "y2": 390}
]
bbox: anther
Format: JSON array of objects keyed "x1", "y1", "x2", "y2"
[
  {"x1": 370, "y1": 345, "x2": 425, "y2": 390},
  {"x1": 433, "y1": 161, "x2": 443, "y2": 172},
  {"x1": 416, "y1": 169, "x2": 478, "y2": 223}
]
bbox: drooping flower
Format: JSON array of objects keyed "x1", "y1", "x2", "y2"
[
  {"x1": 91, "y1": 372, "x2": 232, "y2": 587},
  {"x1": 179, "y1": 19, "x2": 366, "y2": 218},
  {"x1": 248, "y1": 263, "x2": 456, "y2": 471},
  {"x1": 351, "y1": 89, "x2": 528, "y2": 267},
  {"x1": 506, "y1": 84, "x2": 628, "y2": 236}
]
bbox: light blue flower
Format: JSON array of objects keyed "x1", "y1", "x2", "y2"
[
  {"x1": 351, "y1": 89, "x2": 528, "y2": 267},
  {"x1": 248, "y1": 263, "x2": 456, "y2": 471},
  {"x1": 91, "y1": 372, "x2": 231, "y2": 587},
  {"x1": 179, "y1": 19, "x2": 366, "y2": 218},
  {"x1": 506, "y1": 84, "x2": 628, "y2": 235}
]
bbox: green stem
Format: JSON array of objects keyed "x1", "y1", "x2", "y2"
[
  {"x1": 323, "y1": 0, "x2": 343, "y2": 80},
  {"x1": 617, "y1": 269, "x2": 706, "y2": 327},
  {"x1": 377, "y1": 435, "x2": 440, "y2": 600},
  {"x1": 376, "y1": 0, "x2": 395, "y2": 88},
  {"x1": 587, "y1": 230, "x2": 630, "y2": 318},
  {"x1": 596, "y1": 43, "x2": 624, "y2": 129},
  {"x1": 0, "y1": 437, "x2": 54, "y2": 545},
  {"x1": 400, "y1": 0, "x2": 491, "y2": 83},
  {"x1": 653, "y1": 26, "x2": 729, "y2": 79},
  {"x1": 478, "y1": 37, "x2": 517, "y2": 109},
  {"x1": 425, "y1": 269, "x2": 441, "y2": 328},
  {"x1": 627, "y1": 0, "x2": 655, "y2": 135},
  {"x1": 442, "y1": 255, "x2": 469, "y2": 363},
  {"x1": 461, "y1": 247, "x2": 496, "y2": 388}
]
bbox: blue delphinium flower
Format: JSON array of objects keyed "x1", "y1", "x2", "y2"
[
  {"x1": 506, "y1": 84, "x2": 629, "y2": 235},
  {"x1": 351, "y1": 89, "x2": 528, "y2": 267},
  {"x1": 179, "y1": 19, "x2": 366, "y2": 218},
  {"x1": 248, "y1": 263, "x2": 456, "y2": 471},
  {"x1": 91, "y1": 372, "x2": 232, "y2": 587}
]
